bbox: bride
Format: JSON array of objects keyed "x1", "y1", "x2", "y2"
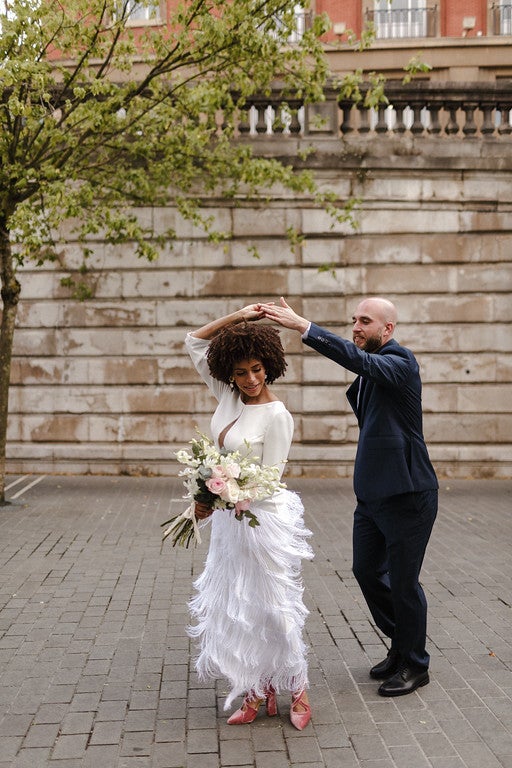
[{"x1": 184, "y1": 303, "x2": 313, "y2": 730}]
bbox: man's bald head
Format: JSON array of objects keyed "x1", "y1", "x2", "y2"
[
  {"x1": 358, "y1": 297, "x2": 397, "y2": 325},
  {"x1": 352, "y1": 297, "x2": 398, "y2": 352}
]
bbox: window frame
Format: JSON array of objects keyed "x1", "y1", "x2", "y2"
[
  {"x1": 117, "y1": 0, "x2": 164, "y2": 27},
  {"x1": 371, "y1": 0, "x2": 431, "y2": 39}
]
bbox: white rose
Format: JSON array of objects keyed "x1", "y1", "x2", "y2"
[{"x1": 220, "y1": 478, "x2": 241, "y2": 504}]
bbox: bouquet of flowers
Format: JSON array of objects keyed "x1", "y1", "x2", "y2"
[{"x1": 161, "y1": 431, "x2": 286, "y2": 548}]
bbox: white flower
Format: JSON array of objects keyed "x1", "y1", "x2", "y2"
[
  {"x1": 223, "y1": 461, "x2": 241, "y2": 479},
  {"x1": 220, "y1": 478, "x2": 242, "y2": 504}
]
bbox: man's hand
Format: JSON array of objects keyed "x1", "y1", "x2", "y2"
[{"x1": 261, "y1": 297, "x2": 310, "y2": 334}]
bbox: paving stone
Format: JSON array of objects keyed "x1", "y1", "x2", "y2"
[
  {"x1": 153, "y1": 741, "x2": 187, "y2": 767},
  {"x1": 23, "y1": 723, "x2": 60, "y2": 748},
  {"x1": 0, "y1": 736, "x2": 23, "y2": 761},
  {"x1": 0, "y1": 714, "x2": 32, "y2": 736},
  {"x1": 60, "y1": 711, "x2": 95, "y2": 734},
  {"x1": 11, "y1": 749, "x2": 52, "y2": 768},
  {"x1": 254, "y1": 754, "x2": 290, "y2": 768},
  {"x1": 219, "y1": 738, "x2": 254, "y2": 765},
  {"x1": 119, "y1": 730, "x2": 153, "y2": 757},
  {"x1": 188, "y1": 727, "x2": 220, "y2": 755},
  {"x1": 89, "y1": 720, "x2": 123, "y2": 745},
  {"x1": 82, "y1": 745, "x2": 120, "y2": 766},
  {"x1": 51, "y1": 733, "x2": 89, "y2": 760},
  {"x1": 186, "y1": 754, "x2": 221, "y2": 768}
]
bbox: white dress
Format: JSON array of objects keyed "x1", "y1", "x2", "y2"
[{"x1": 185, "y1": 333, "x2": 314, "y2": 710}]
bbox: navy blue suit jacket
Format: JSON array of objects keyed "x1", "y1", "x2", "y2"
[{"x1": 304, "y1": 323, "x2": 438, "y2": 502}]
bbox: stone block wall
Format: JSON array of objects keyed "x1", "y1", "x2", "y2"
[{"x1": 8, "y1": 134, "x2": 512, "y2": 479}]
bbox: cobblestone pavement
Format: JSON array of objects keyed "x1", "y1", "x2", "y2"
[{"x1": 0, "y1": 475, "x2": 511, "y2": 768}]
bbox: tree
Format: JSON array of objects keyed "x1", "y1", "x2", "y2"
[{"x1": 0, "y1": 0, "x2": 338, "y2": 502}]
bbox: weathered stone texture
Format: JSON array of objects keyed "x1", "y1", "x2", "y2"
[{"x1": 7, "y1": 134, "x2": 512, "y2": 478}]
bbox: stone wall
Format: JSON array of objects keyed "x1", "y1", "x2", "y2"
[{"x1": 8, "y1": 130, "x2": 512, "y2": 480}]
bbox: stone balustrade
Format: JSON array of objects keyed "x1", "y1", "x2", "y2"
[{"x1": 232, "y1": 81, "x2": 512, "y2": 139}]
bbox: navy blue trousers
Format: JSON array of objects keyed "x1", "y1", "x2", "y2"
[{"x1": 352, "y1": 489, "x2": 438, "y2": 670}]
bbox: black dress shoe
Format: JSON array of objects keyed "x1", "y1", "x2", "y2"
[
  {"x1": 369, "y1": 650, "x2": 401, "y2": 680},
  {"x1": 378, "y1": 666, "x2": 429, "y2": 697}
]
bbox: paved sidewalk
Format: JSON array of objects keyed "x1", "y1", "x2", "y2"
[{"x1": 0, "y1": 475, "x2": 511, "y2": 768}]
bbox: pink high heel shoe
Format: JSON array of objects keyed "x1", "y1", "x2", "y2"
[
  {"x1": 265, "y1": 685, "x2": 278, "y2": 717},
  {"x1": 227, "y1": 693, "x2": 264, "y2": 725},
  {"x1": 290, "y1": 690, "x2": 311, "y2": 730}
]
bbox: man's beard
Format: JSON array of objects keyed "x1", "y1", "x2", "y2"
[{"x1": 362, "y1": 333, "x2": 383, "y2": 353}]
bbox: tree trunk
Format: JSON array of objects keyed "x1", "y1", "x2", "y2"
[{"x1": 0, "y1": 219, "x2": 21, "y2": 505}]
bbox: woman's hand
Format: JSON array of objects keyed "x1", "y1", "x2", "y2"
[
  {"x1": 239, "y1": 303, "x2": 270, "y2": 322},
  {"x1": 191, "y1": 303, "x2": 273, "y2": 340},
  {"x1": 261, "y1": 297, "x2": 309, "y2": 334},
  {"x1": 194, "y1": 501, "x2": 213, "y2": 520}
]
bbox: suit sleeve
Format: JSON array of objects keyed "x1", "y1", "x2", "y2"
[{"x1": 304, "y1": 323, "x2": 413, "y2": 389}]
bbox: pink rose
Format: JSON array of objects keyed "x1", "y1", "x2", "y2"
[
  {"x1": 205, "y1": 477, "x2": 227, "y2": 496},
  {"x1": 235, "y1": 499, "x2": 251, "y2": 513}
]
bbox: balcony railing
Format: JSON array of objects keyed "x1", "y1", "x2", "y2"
[
  {"x1": 228, "y1": 82, "x2": 512, "y2": 139},
  {"x1": 269, "y1": 7, "x2": 312, "y2": 42},
  {"x1": 490, "y1": 2, "x2": 512, "y2": 34},
  {"x1": 365, "y1": 5, "x2": 438, "y2": 38}
]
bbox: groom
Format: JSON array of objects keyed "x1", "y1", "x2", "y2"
[{"x1": 262, "y1": 296, "x2": 438, "y2": 696}]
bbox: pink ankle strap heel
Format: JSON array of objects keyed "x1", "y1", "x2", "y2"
[
  {"x1": 265, "y1": 685, "x2": 278, "y2": 717},
  {"x1": 290, "y1": 690, "x2": 311, "y2": 730},
  {"x1": 227, "y1": 694, "x2": 263, "y2": 725}
]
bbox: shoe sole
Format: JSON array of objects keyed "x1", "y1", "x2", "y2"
[{"x1": 378, "y1": 675, "x2": 430, "y2": 697}]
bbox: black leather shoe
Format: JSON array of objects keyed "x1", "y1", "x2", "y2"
[
  {"x1": 369, "y1": 650, "x2": 401, "y2": 680},
  {"x1": 378, "y1": 666, "x2": 429, "y2": 697}
]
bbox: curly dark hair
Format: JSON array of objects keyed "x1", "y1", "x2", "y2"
[{"x1": 206, "y1": 322, "x2": 287, "y2": 384}]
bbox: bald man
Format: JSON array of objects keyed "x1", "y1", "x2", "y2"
[{"x1": 262, "y1": 297, "x2": 438, "y2": 697}]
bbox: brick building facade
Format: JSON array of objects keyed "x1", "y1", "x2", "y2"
[{"x1": 318, "y1": 0, "x2": 489, "y2": 40}]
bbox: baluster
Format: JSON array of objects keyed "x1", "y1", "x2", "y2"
[
  {"x1": 498, "y1": 104, "x2": 512, "y2": 135},
  {"x1": 272, "y1": 105, "x2": 285, "y2": 134},
  {"x1": 237, "y1": 104, "x2": 251, "y2": 135},
  {"x1": 284, "y1": 101, "x2": 302, "y2": 135},
  {"x1": 427, "y1": 104, "x2": 442, "y2": 135},
  {"x1": 444, "y1": 103, "x2": 460, "y2": 135},
  {"x1": 462, "y1": 103, "x2": 478, "y2": 137},
  {"x1": 340, "y1": 102, "x2": 354, "y2": 134},
  {"x1": 254, "y1": 104, "x2": 267, "y2": 134},
  {"x1": 357, "y1": 104, "x2": 371, "y2": 134},
  {"x1": 410, "y1": 102, "x2": 424, "y2": 135},
  {"x1": 480, "y1": 102, "x2": 496, "y2": 136},
  {"x1": 289, "y1": 108, "x2": 301, "y2": 135},
  {"x1": 393, "y1": 104, "x2": 406, "y2": 133},
  {"x1": 375, "y1": 104, "x2": 388, "y2": 134}
]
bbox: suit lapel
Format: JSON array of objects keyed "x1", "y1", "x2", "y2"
[{"x1": 357, "y1": 376, "x2": 372, "y2": 423}]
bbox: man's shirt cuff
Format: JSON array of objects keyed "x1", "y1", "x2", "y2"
[{"x1": 301, "y1": 322, "x2": 311, "y2": 340}]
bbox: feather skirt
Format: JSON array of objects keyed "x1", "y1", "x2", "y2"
[{"x1": 187, "y1": 489, "x2": 314, "y2": 710}]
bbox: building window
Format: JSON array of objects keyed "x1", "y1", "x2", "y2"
[
  {"x1": 369, "y1": 0, "x2": 429, "y2": 39},
  {"x1": 289, "y1": 4, "x2": 310, "y2": 42},
  {"x1": 270, "y1": 3, "x2": 311, "y2": 42},
  {"x1": 121, "y1": 1, "x2": 161, "y2": 25},
  {"x1": 491, "y1": 1, "x2": 512, "y2": 34}
]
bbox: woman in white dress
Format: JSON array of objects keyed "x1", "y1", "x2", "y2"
[{"x1": 185, "y1": 304, "x2": 313, "y2": 729}]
